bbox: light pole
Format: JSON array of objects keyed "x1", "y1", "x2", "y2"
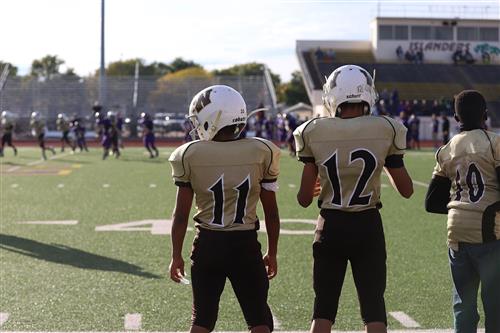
[{"x1": 99, "y1": 0, "x2": 106, "y2": 108}]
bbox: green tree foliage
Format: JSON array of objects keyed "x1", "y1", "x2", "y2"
[
  {"x1": 30, "y1": 55, "x2": 65, "y2": 79},
  {"x1": 278, "y1": 70, "x2": 310, "y2": 106},
  {"x1": 0, "y1": 61, "x2": 18, "y2": 76},
  {"x1": 169, "y1": 57, "x2": 201, "y2": 73},
  {"x1": 213, "y1": 62, "x2": 281, "y2": 88}
]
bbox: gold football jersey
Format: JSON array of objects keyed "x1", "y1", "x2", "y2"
[
  {"x1": 169, "y1": 137, "x2": 280, "y2": 231},
  {"x1": 294, "y1": 115, "x2": 407, "y2": 212},
  {"x1": 433, "y1": 129, "x2": 500, "y2": 248}
]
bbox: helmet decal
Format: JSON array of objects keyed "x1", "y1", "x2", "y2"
[{"x1": 193, "y1": 88, "x2": 213, "y2": 113}]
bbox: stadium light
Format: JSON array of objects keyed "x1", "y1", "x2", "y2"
[{"x1": 99, "y1": 0, "x2": 107, "y2": 108}]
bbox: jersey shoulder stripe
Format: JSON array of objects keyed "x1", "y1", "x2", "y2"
[{"x1": 249, "y1": 137, "x2": 279, "y2": 178}]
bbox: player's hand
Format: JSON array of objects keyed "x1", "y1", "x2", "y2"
[
  {"x1": 263, "y1": 253, "x2": 277, "y2": 280},
  {"x1": 169, "y1": 256, "x2": 185, "y2": 283},
  {"x1": 313, "y1": 178, "x2": 321, "y2": 197}
]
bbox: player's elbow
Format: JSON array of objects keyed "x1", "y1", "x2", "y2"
[
  {"x1": 297, "y1": 193, "x2": 312, "y2": 207},
  {"x1": 399, "y1": 184, "x2": 414, "y2": 199}
]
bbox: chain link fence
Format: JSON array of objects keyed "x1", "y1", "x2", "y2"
[{"x1": 0, "y1": 75, "x2": 274, "y2": 138}]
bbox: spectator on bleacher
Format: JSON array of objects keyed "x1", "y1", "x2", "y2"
[
  {"x1": 314, "y1": 47, "x2": 324, "y2": 61},
  {"x1": 431, "y1": 113, "x2": 440, "y2": 149},
  {"x1": 391, "y1": 89, "x2": 400, "y2": 115},
  {"x1": 416, "y1": 47, "x2": 424, "y2": 64},
  {"x1": 404, "y1": 100, "x2": 413, "y2": 116},
  {"x1": 452, "y1": 47, "x2": 463, "y2": 65},
  {"x1": 396, "y1": 45, "x2": 404, "y2": 61},
  {"x1": 380, "y1": 88, "x2": 390, "y2": 106},
  {"x1": 412, "y1": 99, "x2": 422, "y2": 116},
  {"x1": 405, "y1": 48, "x2": 416, "y2": 63},
  {"x1": 481, "y1": 50, "x2": 491, "y2": 64},
  {"x1": 464, "y1": 46, "x2": 475, "y2": 65},
  {"x1": 399, "y1": 110, "x2": 411, "y2": 148},
  {"x1": 276, "y1": 113, "x2": 286, "y2": 146},
  {"x1": 284, "y1": 113, "x2": 297, "y2": 156},
  {"x1": 441, "y1": 113, "x2": 450, "y2": 145},
  {"x1": 254, "y1": 111, "x2": 266, "y2": 138},
  {"x1": 265, "y1": 115, "x2": 275, "y2": 140},
  {"x1": 409, "y1": 114, "x2": 421, "y2": 150}
]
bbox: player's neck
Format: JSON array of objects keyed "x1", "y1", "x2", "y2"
[{"x1": 339, "y1": 110, "x2": 364, "y2": 119}]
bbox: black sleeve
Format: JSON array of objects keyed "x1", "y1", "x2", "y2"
[
  {"x1": 298, "y1": 156, "x2": 315, "y2": 164},
  {"x1": 424, "y1": 175, "x2": 451, "y2": 214},
  {"x1": 384, "y1": 154, "x2": 404, "y2": 168},
  {"x1": 496, "y1": 167, "x2": 500, "y2": 187}
]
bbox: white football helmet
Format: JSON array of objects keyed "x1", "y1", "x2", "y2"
[
  {"x1": 322, "y1": 64, "x2": 378, "y2": 117},
  {"x1": 57, "y1": 113, "x2": 69, "y2": 121},
  {"x1": 188, "y1": 85, "x2": 247, "y2": 141},
  {"x1": 31, "y1": 111, "x2": 41, "y2": 120}
]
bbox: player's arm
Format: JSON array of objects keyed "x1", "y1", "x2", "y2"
[
  {"x1": 384, "y1": 164, "x2": 413, "y2": 198},
  {"x1": 297, "y1": 162, "x2": 319, "y2": 207},
  {"x1": 169, "y1": 185, "x2": 194, "y2": 283},
  {"x1": 424, "y1": 175, "x2": 451, "y2": 214},
  {"x1": 260, "y1": 188, "x2": 280, "y2": 279}
]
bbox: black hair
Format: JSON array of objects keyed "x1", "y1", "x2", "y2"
[{"x1": 454, "y1": 90, "x2": 487, "y2": 126}]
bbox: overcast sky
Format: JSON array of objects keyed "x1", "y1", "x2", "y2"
[{"x1": 2, "y1": 0, "x2": 498, "y2": 80}]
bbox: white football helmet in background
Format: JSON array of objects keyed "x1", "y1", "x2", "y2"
[
  {"x1": 188, "y1": 85, "x2": 247, "y2": 141},
  {"x1": 322, "y1": 64, "x2": 378, "y2": 117},
  {"x1": 57, "y1": 113, "x2": 69, "y2": 121},
  {"x1": 31, "y1": 111, "x2": 41, "y2": 120}
]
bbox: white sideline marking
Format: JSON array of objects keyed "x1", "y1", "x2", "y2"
[
  {"x1": 27, "y1": 153, "x2": 69, "y2": 166},
  {"x1": 389, "y1": 311, "x2": 420, "y2": 328},
  {"x1": 17, "y1": 220, "x2": 78, "y2": 225},
  {"x1": 10, "y1": 184, "x2": 18, "y2": 188},
  {"x1": 381, "y1": 183, "x2": 389, "y2": 188},
  {"x1": 96, "y1": 219, "x2": 193, "y2": 235},
  {"x1": 6, "y1": 166, "x2": 20, "y2": 172},
  {"x1": 272, "y1": 314, "x2": 282, "y2": 330},
  {"x1": 288, "y1": 184, "x2": 296, "y2": 188},
  {"x1": 124, "y1": 313, "x2": 141, "y2": 331},
  {"x1": 260, "y1": 219, "x2": 317, "y2": 235},
  {"x1": 149, "y1": 184, "x2": 157, "y2": 188},
  {"x1": 57, "y1": 183, "x2": 65, "y2": 188},
  {"x1": 2, "y1": 329, "x2": 484, "y2": 333},
  {"x1": 0, "y1": 312, "x2": 9, "y2": 327},
  {"x1": 103, "y1": 184, "x2": 110, "y2": 188},
  {"x1": 413, "y1": 180, "x2": 429, "y2": 187}
]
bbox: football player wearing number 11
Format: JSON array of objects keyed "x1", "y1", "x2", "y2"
[
  {"x1": 293, "y1": 65, "x2": 413, "y2": 333},
  {"x1": 168, "y1": 85, "x2": 281, "y2": 333},
  {"x1": 425, "y1": 90, "x2": 500, "y2": 333}
]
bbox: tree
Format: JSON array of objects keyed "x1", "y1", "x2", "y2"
[
  {"x1": 169, "y1": 57, "x2": 201, "y2": 73},
  {"x1": 106, "y1": 58, "x2": 171, "y2": 76},
  {"x1": 212, "y1": 62, "x2": 281, "y2": 89},
  {"x1": 278, "y1": 70, "x2": 310, "y2": 106},
  {"x1": 0, "y1": 61, "x2": 18, "y2": 76},
  {"x1": 30, "y1": 55, "x2": 65, "y2": 79}
]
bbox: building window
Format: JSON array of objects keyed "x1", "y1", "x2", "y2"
[
  {"x1": 379, "y1": 25, "x2": 393, "y2": 40},
  {"x1": 479, "y1": 27, "x2": 499, "y2": 41},
  {"x1": 457, "y1": 27, "x2": 478, "y2": 41},
  {"x1": 411, "y1": 26, "x2": 431, "y2": 40},
  {"x1": 394, "y1": 25, "x2": 409, "y2": 40},
  {"x1": 433, "y1": 26, "x2": 453, "y2": 40}
]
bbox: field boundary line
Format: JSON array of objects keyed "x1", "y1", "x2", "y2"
[
  {"x1": 389, "y1": 311, "x2": 420, "y2": 328},
  {"x1": 26, "y1": 153, "x2": 70, "y2": 166},
  {"x1": 124, "y1": 313, "x2": 142, "y2": 331},
  {"x1": 0, "y1": 330, "x2": 485, "y2": 333},
  {"x1": 0, "y1": 313, "x2": 9, "y2": 327}
]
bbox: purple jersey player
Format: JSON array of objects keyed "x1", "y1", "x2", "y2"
[{"x1": 140, "y1": 113, "x2": 159, "y2": 158}]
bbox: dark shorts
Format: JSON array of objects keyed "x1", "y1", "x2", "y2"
[
  {"x1": 102, "y1": 135, "x2": 111, "y2": 149},
  {"x1": 190, "y1": 227, "x2": 273, "y2": 332},
  {"x1": 2, "y1": 133, "x2": 12, "y2": 146},
  {"x1": 313, "y1": 208, "x2": 387, "y2": 325},
  {"x1": 144, "y1": 133, "x2": 155, "y2": 146},
  {"x1": 37, "y1": 133, "x2": 45, "y2": 147}
]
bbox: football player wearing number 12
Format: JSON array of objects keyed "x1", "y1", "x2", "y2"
[
  {"x1": 168, "y1": 85, "x2": 281, "y2": 333},
  {"x1": 293, "y1": 65, "x2": 413, "y2": 333},
  {"x1": 425, "y1": 90, "x2": 500, "y2": 333}
]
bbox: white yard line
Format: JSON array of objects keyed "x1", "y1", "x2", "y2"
[
  {"x1": 2, "y1": 329, "x2": 484, "y2": 333},
  {"x1": 288, "y1": 184, "x2": 297, "y2": 188},
  {"x1": 149, "y1": 184, "x2": 157, "y2": 188},
  {"x1": 26, "y1": 153, "x2": 69, "y2": 166},
  {"x1": 10, "y1": 184, "x2": 18, "y2": 188},
  {"x1": 6, "y1": 166, "x2": 20, "y2": 172},
  {"x1": 389, "y1": 311, "x2": 421, "y2": 328},
  {"x1": 412, "y1": 180, "x2": 429, "y2": 187},
  {"x1": 17, "y1": 220, "x2": 78, "y2": 225},
  {"x1": 124, "y1": 313, "x2": 142, "y2": 331},
  {"x1": 272, "y1": 314, "x2": 282, "y2": 330},
  {"x1": 57, "y1": 184, "x2": 65, "y2": 188},
  {"x1": 103, "y1": 184, "x2": 110, "y2": 188},
  {"x1": 0, "y1": 313, "x2": 9, "y2": 327}
]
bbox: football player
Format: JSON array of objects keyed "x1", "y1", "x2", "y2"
[
  {"x1": 293, "y1": 65, "x2": 413, "y2": 333},
  {"x1": 168, "y1": 85, "x2": 280, "y2": 333},
  {"x1": 0, "y1": 111, "x2": 18, "y2": 157},
  {"x1": 102, "y1": 111, "x2": 120, "y2": 160},
  {"x1": 139, "y1": 112, "x2": 159, "y2": 158},
  {"x1": 71, "y1": 117, "x2": 89, "y2": 152},
  {"x1": 425, "y1": 90, "x2": 499, "y2": 332},
  {"x1": 56, "y1": 113, "x2": 75, "y2": 153},
  {"x1": 30, "y1": 112, "x2": 56, "y2": 160}
]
